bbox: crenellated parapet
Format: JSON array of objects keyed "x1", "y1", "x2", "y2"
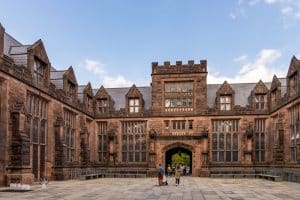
[{"x1": 151, "y1": 60, "x2": 207, "y2": 75}]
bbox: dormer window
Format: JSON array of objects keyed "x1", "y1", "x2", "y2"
[
  {"x1": 129, "y1": 98, "x2": 139, "y2": 113},
  {"x1": 220, "y1": 96, "x2": 231, "y2": 111},
  {"x1": 98, "y1": 98, "x2": 108, "y2": 113},
  {"x1": 86, "y1": 95, "x2": 93, "y2": 112},
  {"x1": 33, "y1": 58, "x2": 46, "y2": 85},
  {"x1": 67, "y1": 81, "x2": 75, "y2": 99},
  {"x1": 290, "y1": 73, "x2": 298, "y2": 96},
  {"x1": 271, "y1": 89, "x2": 279, "y2": 106},
  {"x1": 255, "y1": 94, "x2": 265, "y2": 110}
]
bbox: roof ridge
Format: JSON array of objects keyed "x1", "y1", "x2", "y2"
[{"x1": 105, "y1": 86, "x2": 150, "y2": 89}]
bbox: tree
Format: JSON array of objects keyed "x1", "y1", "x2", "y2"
[{"x1": 171, "y1": 152, "x2": 190, "y2": 166}]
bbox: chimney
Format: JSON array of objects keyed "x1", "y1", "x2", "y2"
[{"x1": 0, "y1": 23, "x2": 4, "y2": 55}]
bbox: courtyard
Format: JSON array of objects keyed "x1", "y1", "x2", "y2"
[{"x1": 1, "y1": 177, "x2": 300, "y2": 200}]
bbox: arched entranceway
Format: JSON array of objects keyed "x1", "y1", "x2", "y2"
[
  {"x1": 163, "y1": 142, "x2": 195, "y2": 176},
  {"x1": 165, "y1": 147, "x2": 192, "y2": 175}
]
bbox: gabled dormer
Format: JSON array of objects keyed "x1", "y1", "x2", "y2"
[
  {"x1": 250, "y1": 80, "x2": 269, "y2": 111},
  {"x1": 126, "y1": 84, "x2": 143, "y2": 113},
  {"x1": 28, "y1": 40, "x2": 51, "y2": 87},
  {"x1": 78, "y1": 82, "x2": 94, "y2": 114},
  {"x1": 216, "y1": 81, "x2": 234, "y2": 111},
  {"x1": 63, "y1": 66, "x2": 78, "y2": 104},
  {"x1": 94, "y1": 85, "x2": 113, "y2": 115},
  {"x1": 287, "y1": 56, "x2": 300, "y2": 97},
  {"x1": 270, "y1": 75, "x2": 281, "y2": 108},
  {"x1": 9, "y1": 39, "x2": 51, "y2": 88}
]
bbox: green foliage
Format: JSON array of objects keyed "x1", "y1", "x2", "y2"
[{"x1": 171, "y1": 152, "x2": 190, "y2": 165}]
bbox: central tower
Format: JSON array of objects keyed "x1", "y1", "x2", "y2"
[{"x1": 151, "y1": 60, "x2": 208, "y2": 116}]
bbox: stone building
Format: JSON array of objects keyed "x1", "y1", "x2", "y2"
[{"x1": 0, "y1": 23, "x2": 299, "y2": 186}]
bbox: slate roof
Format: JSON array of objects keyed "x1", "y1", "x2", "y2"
[
  {"x1": 50, "y1": 70, "x2": 66, "y2": 89},
  {"x1": 93, "y1": 86, "x2": 152, "y2": 110},
  {"x1": 3, "y1": 32, "x2": 22, "y2": 55},
  {"x1": 207, "y1": 78, "x2": 286, "y2": 108},
  {"x1": 90, "y1": 78, "x2": 287, "y2": 110},
  {"x1": 9, "y1": 45, "x2": 29, "y2": 55},
  {"x1": 50, "y1": 70, "x2": 66, "y2": 79}
]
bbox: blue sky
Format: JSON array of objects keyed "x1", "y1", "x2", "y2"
[{"x1": 1, "y1": 0, "x2": 300, "y2": 88}]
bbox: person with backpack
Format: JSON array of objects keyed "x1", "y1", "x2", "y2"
[{"x1": 175, "y1": 166, "x2": 181, "y2": 186}]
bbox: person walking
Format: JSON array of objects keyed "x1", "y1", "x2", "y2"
[
  {"x1": 158, "y1": 164, "x2": 165, "y2": 186},
  {"x1": 167, "y1": 164, "x2": 172, "y2": 176},
  {"x1": 175, "y1": 166, "x2": 181, "y2": 186}
]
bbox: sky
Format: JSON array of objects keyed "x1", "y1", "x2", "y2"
[{"x1": 1, "y1": 0, "x2": 300, "y2": 88}]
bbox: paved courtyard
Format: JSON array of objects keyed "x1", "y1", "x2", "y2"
[{"x1": 1, "y1": 177, "x2": 300, "y2": 200}]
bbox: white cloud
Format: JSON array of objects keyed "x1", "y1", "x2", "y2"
[
  {"x1": 264, "y1": 0, "x2": 279, "y2": 4},
  {"x1": 281, "y1": 5, "x2": 300, "y2": 21},
  {"x1": 84, "y1": 59, "x2": 105, "y2": 75},
  {"x1": 102, "y1": 75, "x2": 132, "y2": 88},
  {"x1": 281, "y1": 6, "x2": 293, "y2": 15},
  {"x1": 207, "y1": 49, "x2": 286, "y2": 84},
  {"x1": 249, "y1": 0, "x2": 260, "y2": 6},
  {"x1": 82, "y1": 59, "x2": 132, "y2": 88},
  {"x1": 229, "y1": 12, "x2": 237, "y2": 19},
  {"x1": 254, "y1": 0, "x2": 300, "y2": 22},
  {"x1": 229, "y1": 1, "x2": 249, "y2": 20},
  {"x1": 229, "y1": 8, "x2": 246, "y2": 20},
  {"x1": 235, "y1": 0, "x2": 300, "y2": 26},
  {"x1": 233, "y1": 54, "x2": 248, "y2": 62}
]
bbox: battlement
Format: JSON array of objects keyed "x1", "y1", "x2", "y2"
[{"x1": 151, "y1": 60, "x2": 207, "y2": 75}]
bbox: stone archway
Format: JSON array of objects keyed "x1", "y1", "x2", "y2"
[{"x1": 162, "y1": 142, "x2": 195, "y2": 176}]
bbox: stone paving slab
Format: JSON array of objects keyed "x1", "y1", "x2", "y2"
[{"x1": 0, "y1": 177, "x2": 300, "y2": 200}]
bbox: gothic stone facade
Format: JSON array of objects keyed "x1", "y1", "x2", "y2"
[{"x1": 0, "y1": 23, "x2": 300, "y2": 186}]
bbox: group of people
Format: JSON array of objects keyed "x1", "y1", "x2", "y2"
[
  {"x1": 167, "y1": 164, "x2": 190, "y2": 176},
  {"x1": 157, "y1": 164, "x2": 182, "y2": 186}
]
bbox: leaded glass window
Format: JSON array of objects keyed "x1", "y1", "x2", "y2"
[
  {"x1": 254, "y1": 119, "x2": 266, "y2": 162},
  {"x1": 25, "y1": 92, "x2": 48, "y2": 179},
  {"x1": 220, "y1": 96, "x2": 231, "y2": 111},
  {"x1": 122, "y1": 121, "x2": 147, "y2": 163},
  {"x1": 164, "y1": 82, "x2": 193, "y2": 112},
  {"x1": 255, "y1": 95, "x2": 265, "y2": 110},
  {"x1": 290, "y1": 104, "x2": 300, "y2": 161},
  {"x1": 98, "y1": 121, "x2": 108, "y2": 162},
  {"x1": 64, "y1": 109, "x2": 76, "y2": 162},
  {"x1": 98, "y1": 98, "x2": 108, "y2": 113},
  {"x1": 33, "y1": 58, "x2": 46, "y2": 85},
  {"x1": 129, "y1": 98, "x2": 139, "y2": 113},
  {"x1": 290, "y1": 72, "x2": 299, "y2": 96},
  {"x1": 211, "y1": 120, "x2": 239, "y2": 162}
]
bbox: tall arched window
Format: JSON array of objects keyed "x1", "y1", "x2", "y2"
[
  {"x1": 122, "y1": 121, "x2": 147, "y2": 163},
  {"x1": 26, "y1": 92, "x2": 48, "y2": 180},
  {"x1": 290, "y1": 104, "x2": 300, "y2": 161},
  {"x1": 64, "y1": 109, "x2": 76, "y2": 162},
  {"x1": 98, "y1": 121, "x2": 108, "y2": 162},
  {"x1": 212, "y1": 133, "x2": 218, "y2": 162},
  {"x1": 254, "y1": 119, "x2": 266, "y2": 162},
  {"x1": 226, "y1": 133, "x2": 231, "y2": 162},
  {"x1": 212, "y1": 120, "x2": 239, "y2": 162}
]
